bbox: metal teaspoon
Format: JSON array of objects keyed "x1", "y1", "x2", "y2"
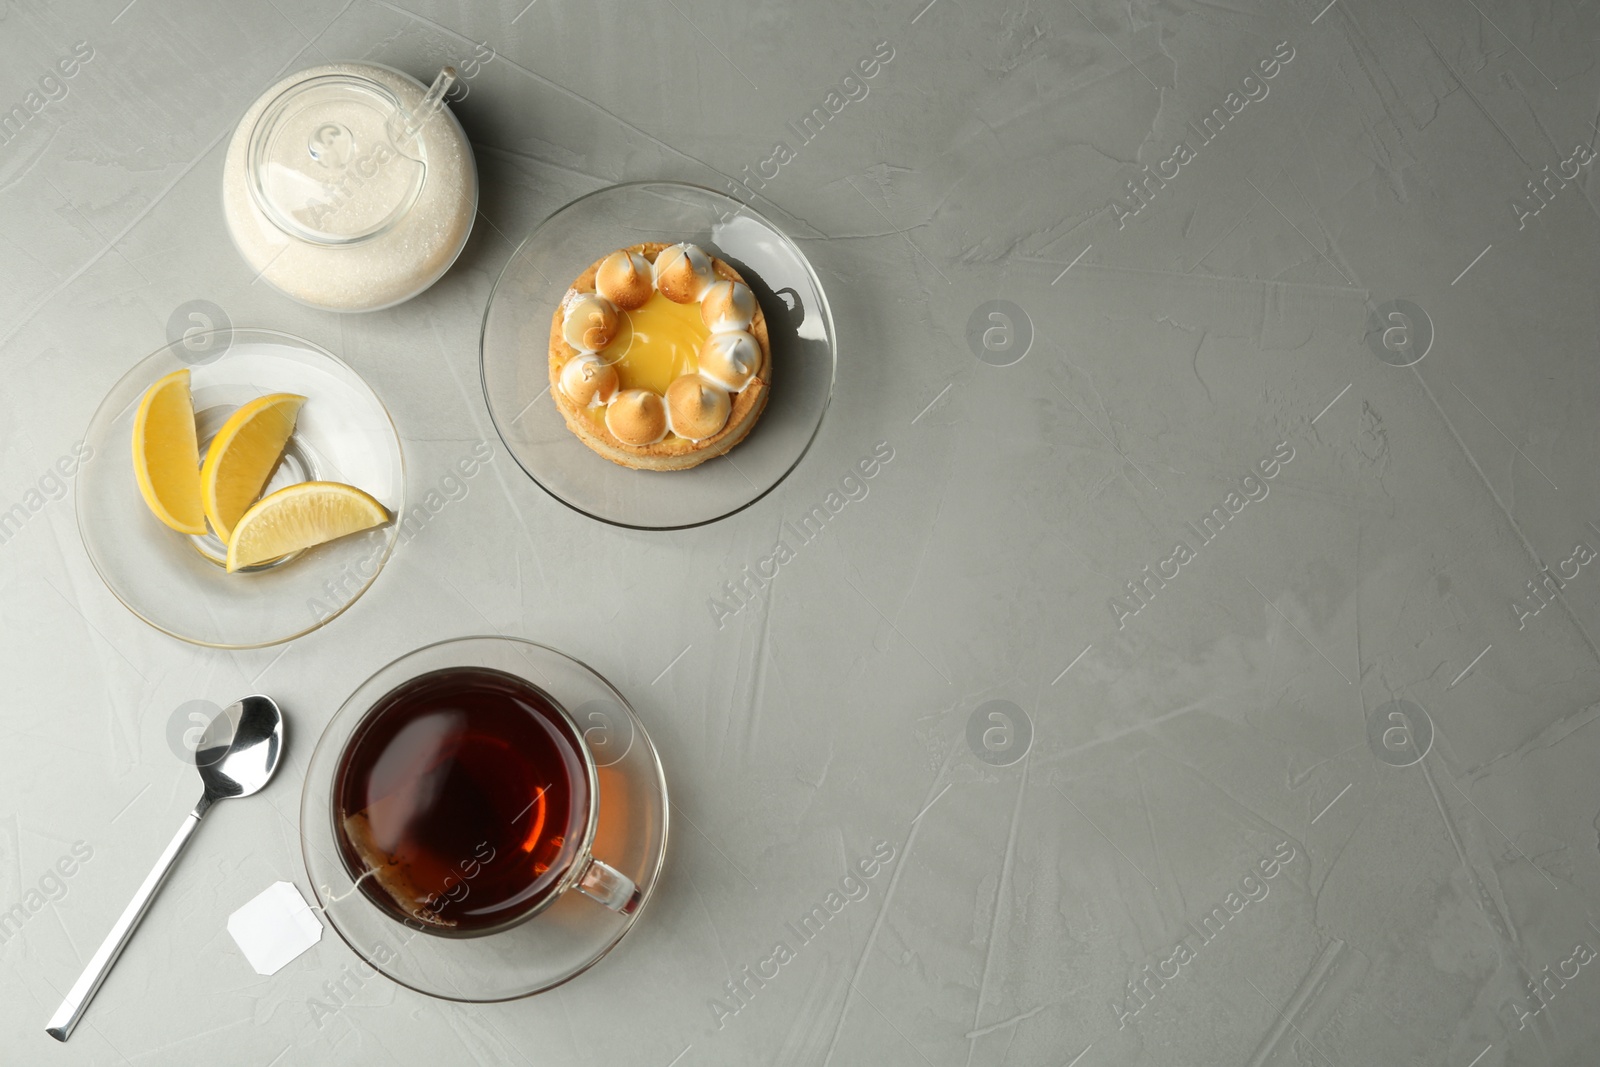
[{"x1": 46, "y1": 695, "x2": 285, "y2": 1041}]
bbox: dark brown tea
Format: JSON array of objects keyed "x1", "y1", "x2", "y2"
[{"x1": 333, "y1": 666, "x2": 592, "y2": 936}]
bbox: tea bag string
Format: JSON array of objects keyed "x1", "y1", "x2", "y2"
[{"x1": 308, "y1": 867, "x2": 377, "y2": 911}]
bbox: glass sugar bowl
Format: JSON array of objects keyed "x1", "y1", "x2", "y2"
[{"x1": 222, "y1": 62, "x2": 478, "y2": 312}]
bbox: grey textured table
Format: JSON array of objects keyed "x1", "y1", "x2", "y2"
[{"x1": 3, "y1": 0, "x2": 1598, "y2": 1064}]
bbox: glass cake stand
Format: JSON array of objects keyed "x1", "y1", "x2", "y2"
[{"x1": 481, "y1": 181, "x2": 837, "y2": 529}]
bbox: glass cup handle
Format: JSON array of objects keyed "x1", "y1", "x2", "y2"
[{"x1": 575, "y1": 857, "x2": 641, "y2": 914}]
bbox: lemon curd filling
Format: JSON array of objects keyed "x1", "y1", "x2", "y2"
[
  {"x1": 583, "y1": 290, "x2": 709, "y2": 431},
  {"x1": 604, "y1": 291, "x2": 705, "y2": 393}
]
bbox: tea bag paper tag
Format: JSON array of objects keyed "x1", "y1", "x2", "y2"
[{"x1": 228, "y1": 881, "x2": 323, "y2": 976}]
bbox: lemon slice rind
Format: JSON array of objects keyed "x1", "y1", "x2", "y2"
[
  {"x1": 200, "y1": 392, "x2": 306, "y2": 542},
  {"x1": 132, "y1": 368, "x2": 205, "y2": 536},
  {"x1": 225, "y1": 481, "x2": 389, "y2": 573}
]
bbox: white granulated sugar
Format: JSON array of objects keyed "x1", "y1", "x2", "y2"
[{"x1": 222, "y1": 63, "x2": 478, "y2": 312}]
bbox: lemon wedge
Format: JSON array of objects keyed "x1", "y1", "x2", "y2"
[
  {"x1": 201, "y1": 393, "x2": 305, "y2": 542},
  {"x1": 132, "y1": 368, "x2": 205, "y2": 535},
  {"x1": 226, "y1": 481, "x2": 389, "y2": 573}
]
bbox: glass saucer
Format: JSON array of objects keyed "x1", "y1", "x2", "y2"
[
  {"x1": 480, "y1": 180, "x2": 837, "y2": 529},
  {"x1": 301, "y1": 636, "x2": 668, "y2": 1001},
  {"x1": 76, "y1": 328, "x2": 404, "y2": 648}
]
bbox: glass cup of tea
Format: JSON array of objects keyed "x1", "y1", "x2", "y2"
[{"x1": 331, "y1": 664, "x2": 639, "y2": 937}]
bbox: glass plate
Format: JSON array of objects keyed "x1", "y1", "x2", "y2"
[
  {"x1": 76, "y1": 328, "x2": 404, "y2": 648},
  {"x1": 301, "y1": 636, "x2": 668, "y2": 1001},
  {"x1": 480, "y1": 181, "x2": 836, "y2": 529}
]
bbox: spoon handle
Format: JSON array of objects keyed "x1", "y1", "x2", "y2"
[{"x1": 46, "y1": 806, "x2": 205, "y2": 1041}]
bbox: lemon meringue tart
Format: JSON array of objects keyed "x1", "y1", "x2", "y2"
[{"x1": 548, "y1": 242, "x2": 771, "y2": 471}]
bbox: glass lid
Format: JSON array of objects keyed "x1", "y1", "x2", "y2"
[{"x1": 245, "y1": 68, "x2": 455, "y2": 245}]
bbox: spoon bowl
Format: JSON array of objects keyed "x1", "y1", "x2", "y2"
[{"x1": 196, "y1": 695, "x2": 285, "y2": 804}]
